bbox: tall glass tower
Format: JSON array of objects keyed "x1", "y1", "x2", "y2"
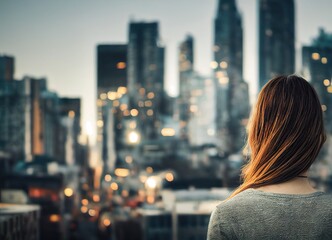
[
  {"x1": 259, "y1": 0, "x2": 295, "y2": 89},
  {"x1": 214, "y1": 0, "x2": 249, "y2": 153}
]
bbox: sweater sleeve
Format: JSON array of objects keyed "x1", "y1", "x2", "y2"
[{"x1": 207, "y1": 206, "x2": 233, "y2": 240}]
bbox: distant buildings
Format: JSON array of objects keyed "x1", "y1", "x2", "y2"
[
  {"x1": 214, "y1": 0, "x2": 249, "y2": 153},
  {"x1": 0, "y1": 55, "x2": 14, "y2": 80},
  {"x1": 128, "y1": 22, "x2": 166, "y2": 139},
  {"x1": 178, "y1": 35, "x2": 194, "y2": 139},
  {"x1": 96, "y1": 21, "x2": 175, "y2": 171},
  {"x1": 258, "y1": 0, "x2": 295, "y2": 89},
  {"x1": 302, "y1": 28, "x2": 332, "y2": 133},
  {"x1": 97, "y1": 44, "x2": 127, "y2": 94},
  {"x1": 96, "y1": 44, "x2": 128, "y2": 170},
  {"x1": 0, "y1": 57, "x2": 84, "y2": 166}
]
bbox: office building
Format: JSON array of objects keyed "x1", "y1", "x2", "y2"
[
  {"x1": 0, "y1": 55, "x2": 14, "y2": 80},
  {"x1": 128, "y1": 21, "x2": 165, "y2": 139},
  {"x1": 259, "y1": 0, "x2": 295, "y2": 89},
  {"x1": 214, "y1": 0, "x2": 250, "y2": 153},
  {"x1": 302, "y1": 28, "x2": 332, "y2": 133}
]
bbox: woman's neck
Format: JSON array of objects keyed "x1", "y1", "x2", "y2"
[{"x1": 255, "y1": 174, "x2": 318, "y2": 195}]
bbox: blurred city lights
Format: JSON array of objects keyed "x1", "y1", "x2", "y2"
[
  {"x1": 104, "y1": 174, "x2": 112, "y2": 182},
  {"x1": 81, "y1": 206, "x2": 88, "y2": 213},
  {"x1": 49, "y1": 214, "x2": 60, "y2": 222},
  {"x1": 93, "y1": 194, "x2": 100, "y2": 202},
  {"x1": 323, "y1": 79, "x2": 330, "y2": 86},
  {"x1": 81, "y1": 199, "x2": 89, "y2": 206},
  {"x1": 117, "y1": 86, "x2": 127, "y2": 94},
  {"x1": 127, "y1": 131, "x2": 140, "y2": 144},
  {"x1": 64, "y1": 187, "x2": 73, "y2": 197},
  {"x1": 88, "y1": 209, "x2": 96, "y2": 217},
  {"x1": 161, "y1": 128, "x2": 176, "y2": 137},
  {"x1": 114, "y1": 168, "x2": 129, "y2": 177},
  {"x1": 116, "y1": 62, "x2": 126, "y2": 69},
  {"x1": 210, "y1": 61, "x2": 218, "y2": 69},
  {"x1": 68, "y1": 110, "x2": 75, "y2": 118},
  {"x1": 110, "y1": 182, "x2": 119, "y2": 191},
  {"x1": 103, "y1": 218, "x2": 111, "y2": 227},
  {"x1": 145, "y1": 177, "x2": 157, "y2": 189},
  {"x1": 130, "y1": 109, "x2": 139, "y2": 117},
  {"x1": 312, "y1": 52, "x2": 320, "y2": 60},
  {"x1": 146, "y1": 166, "x2": 153, "y2": 174},
  {"x1": 165, "y1": 172, "x2": 174, "y2": 182}
]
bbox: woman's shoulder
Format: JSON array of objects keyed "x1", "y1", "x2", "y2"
[{"x1": 215, "y1": 188, "x2": 332, "y2": 213}]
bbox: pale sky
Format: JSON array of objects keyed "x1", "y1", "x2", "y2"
[{"x1": 1, "y1": 0, "x2": 332, "y2": 139}]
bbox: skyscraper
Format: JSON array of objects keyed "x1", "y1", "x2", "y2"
[
  {"x1": 96, "y1": 44, "x2": 128, "y2": 169},
  {"x1": 127, "y1": 21, "x2": 165, "y2": 139},
  {"x1": 97, "y1": 44, "x2": 127, "y2": 95},
  {"x1": 214, "y1": 0, "x2": 249, "y2": 153},
  {"x1": 178, "y1": 35, "x2": 194, "y2": 138},
  {"x1": 259, "y1": 0, "x2": 295, "y2": 89},
  {"x1": 302, "y1": 28, "x2": 332, "y2": 133},
  {"x1": 0, "y1": 55, "x2": 14, "y2": 81}
]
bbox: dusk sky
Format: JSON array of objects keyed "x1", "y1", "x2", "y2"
[{"x1": 1, "y1": 0, "x2": 332, "y2": 140}]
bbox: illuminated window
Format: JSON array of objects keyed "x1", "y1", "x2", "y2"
[
  {"x1": 100, "y1": 93, "x2": 107, "y2": 100},
  {"x1": 120, "y1": 104, "x2": 127, "y2": 111},
  {"x1": 111, "y1": 182, "x2": 118, "y2": 191},
  {"x1": 107, "y1": 91, "x2": 117, "y2": 100},
  {"x1": 97, "y1": 120, "x2": 104, "y2": 128},
  {"x1": 312, "y1": 53, "x2": 320, "y2": 60},
  {"x1": 323, "y1": 79, "x2": 330, "y2": 86},
  {"x1": 210, "y1": 61, "x2": 218, "y2": 69},
  {"x1": 117, "y1": 62, "x2": 126, "y2": 69},
  {"x1": 68, "y1": 110, "x2": 75, "y2": 118},
  {"x1": 145, "y1": 101, "x2": 153, "y2": 107},
  {"x1": 130, "y1": 109, "x2": 139, "y2": 117},
  {"x1": 220, "y1": 61, "x2": 228, "y2": 69},
  {"x1": 117, "y1": 86, "x2": 127, "y2": 94},
  {"x1": 147, "y1": 109, "x2": 154, "y2": 116},
  {"x1": 147, "y1": 92, "x2": 155, "y2": 99},
  {"x1": 328, "y1": 86, "x2": 332, "y2": 93}
]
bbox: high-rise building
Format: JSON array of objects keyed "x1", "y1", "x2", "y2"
[
  {"x1": 0, "y1": 78, "x2": 26, "y2": 161},
  {"x1": 96, "y1": 44, "x2": 128, "y2": 170},
  {"x1": 0, "y1": 55, "x2": 14, "y2": 81},
  {"x1": 259, "y1": 0, "x2": 295, "y2": 89},
  {"x1": 0, "y1": 73, "x2": 73, "y2": 163},
  {"x1": 179, "y1": 35, "x2": 194, "y2": 97},
  {"x1": 214, "y1": 0, "x2": 249, "y2": 153},
  {"x1": 97, "y1": 44, "x2": 127, "y2": 95},
  {"x1": 302, "y1": 28, "x2": 332, "y2": 133},
  {"x1": 59, "y1": 98, "x2": 81, "y2": 165},
  {"x1": 128, "y1": 21, "x2": 165, "y2": 139},
  {"x1": 178, "y1": 35, "x2": 194, "y2": 139}
]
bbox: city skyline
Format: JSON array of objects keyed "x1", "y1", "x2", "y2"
[{"x1": 1, "y1": 0, "x2": 332, "y2": 140}]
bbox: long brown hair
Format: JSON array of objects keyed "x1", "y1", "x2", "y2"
[{"x1": 229, "y1": 75, "x2": 326, "y2": 199}]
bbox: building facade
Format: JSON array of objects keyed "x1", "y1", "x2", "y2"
[
  {"x1": 302, "y1": 29, "x2": 332, "y2": 133},
  {"x1": 214, "y1": 0, "x2": 250, "y2": 153},
  {"x1": 259, "y1": 0, "x2": 295, "y2": 89},
  {"x1": 127, "y1": 22, "x2": 165, "y2": 140}
]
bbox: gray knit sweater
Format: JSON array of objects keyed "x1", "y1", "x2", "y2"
[{"x1": 207, "y1": 189, "x2": 332, "y2": 239}]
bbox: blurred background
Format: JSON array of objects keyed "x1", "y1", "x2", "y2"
[{"x1": 0, "y1": 0, "x2": 332, "y2": 239}]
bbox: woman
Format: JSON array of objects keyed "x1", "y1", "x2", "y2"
[{"x1": 207, "y1": 75, "x2": 332, "y2": 239}]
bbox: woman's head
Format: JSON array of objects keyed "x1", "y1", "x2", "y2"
[{"x1": 230, "y1": 75, "x2": 326, "y2": 198}]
